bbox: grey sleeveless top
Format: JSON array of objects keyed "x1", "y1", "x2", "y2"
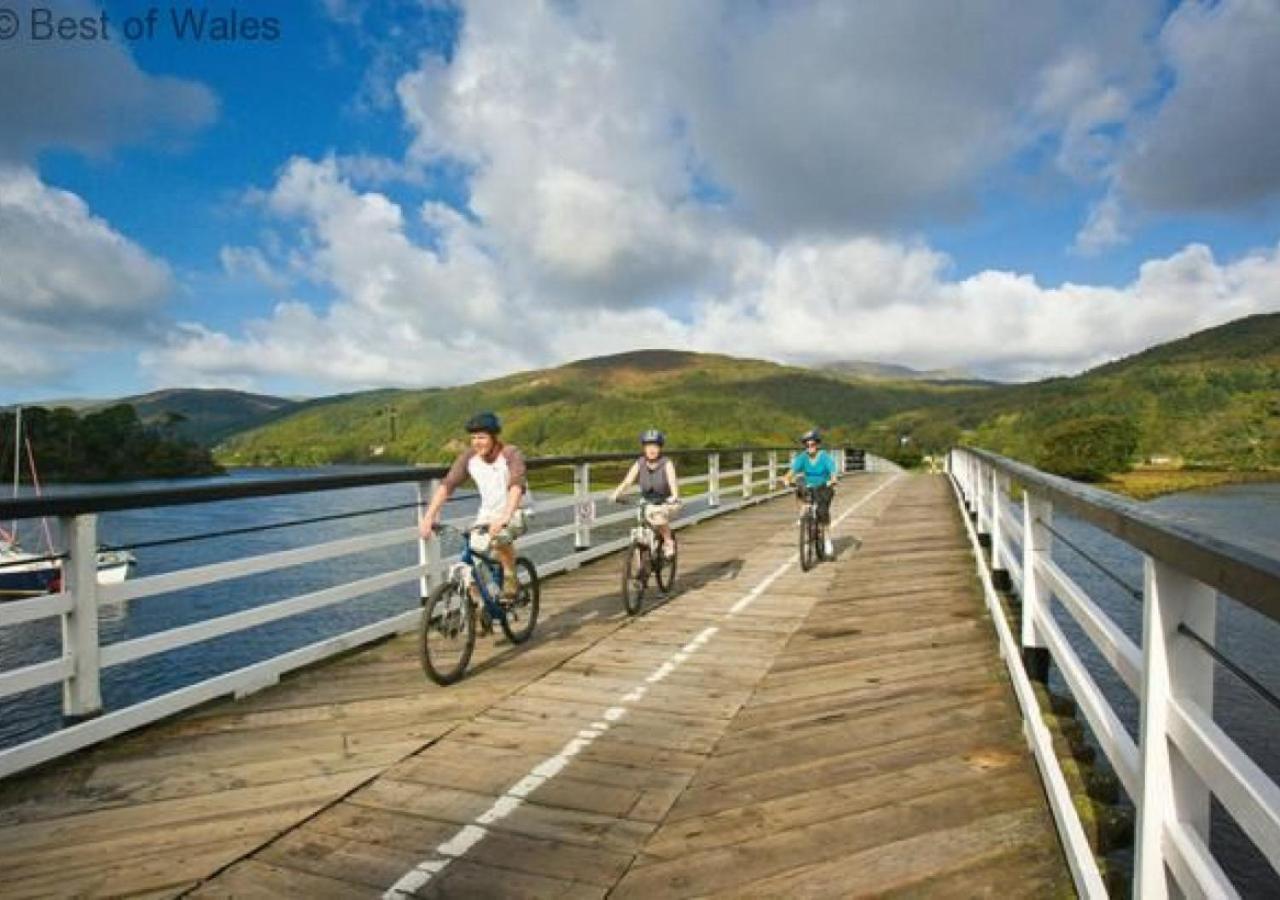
[{"x1": 637, "y1": 457, "x2": 673, "y2": 502}]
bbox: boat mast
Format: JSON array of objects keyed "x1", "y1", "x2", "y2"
[{"x1": 10, "y1": 405, "x2": 20, "y2": 541}]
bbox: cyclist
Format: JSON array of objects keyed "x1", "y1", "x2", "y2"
[
  {"x1": 610, "y1": 429, "x2": 680, "y2": 558},
  {"x1": 784, "y1": 428, "x2": 837, "y2": 558},
  {"x1": 418, "y1": 412, "x2": 528, "y2": 600}
]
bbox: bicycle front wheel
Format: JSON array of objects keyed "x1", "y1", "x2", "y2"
[
  {"x1": 500, "y1": 557, "x2": 540, "y2": 645},
  {"x1": 654, "y1": 535, "x2": 678, "y2": 594},
  {"x1": 622, "y1": 545, "x2": 647, "y2": 615},
  {"x1": 799, "y1": 516, "x2": 816, "y2": 572},
  {"x1": 420, "y1": 581, "x2": 475, "y2": 685}
]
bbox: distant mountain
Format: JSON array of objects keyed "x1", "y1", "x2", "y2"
[
  {"x1": 820, "y1": 360, "x2": 994, "y2": 386},
  {"x1": 6, "y1": 389, "x2": 300, "y2": 447}
]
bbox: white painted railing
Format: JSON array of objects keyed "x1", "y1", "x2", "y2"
[
  {"x1": 949, "y1": 447, "x2": 1280, "y2": 899},
  {"x1": 0, "y1": 445, "x2": 865, "y2": 779}
]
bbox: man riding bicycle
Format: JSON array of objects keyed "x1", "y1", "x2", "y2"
[
  {"x1": 610, "y1": 429, "x2": 680, "y2": 558},
  {"x1": 784, "y1": 428, "x2": 837, "y2": 559},
  {"x1": 418, "y1": 412, "x2": 528, "y2": 600}
]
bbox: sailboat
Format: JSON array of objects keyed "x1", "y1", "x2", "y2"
[{"x1": 0, "y1": 407, "x2": 136, "y2": 599}]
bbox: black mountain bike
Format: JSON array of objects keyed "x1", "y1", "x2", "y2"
[{"x1": 796, "y1": 485, "x2": 831, "y2": 572}]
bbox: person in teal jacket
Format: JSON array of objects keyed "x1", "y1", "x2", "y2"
[{"x1": 784, "y1": 428, "x2": 837, "y2": 557}]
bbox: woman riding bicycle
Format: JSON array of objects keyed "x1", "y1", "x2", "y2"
[
  {"x1": 610, "y1": 429, "x2": 680, "y2": 558},
  {"x1": 784, "y1": 428, "x2": 837, "y2": 559}
]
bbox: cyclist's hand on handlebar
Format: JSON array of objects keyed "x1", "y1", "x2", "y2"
[{"x1": 418, "y1": 516, "x2": 436, "y2": 540}]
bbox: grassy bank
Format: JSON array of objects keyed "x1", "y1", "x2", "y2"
[{"x1": 1098, "y1": 468, "x2": 1280, "y2": 501}]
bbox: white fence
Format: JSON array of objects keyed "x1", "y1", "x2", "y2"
[
  {"x1": 950, "y1": 447, "x2": 1280, "y2": 899},
  {"x1": 0, "y1": 447, "x2": 864, "y2": 779}
]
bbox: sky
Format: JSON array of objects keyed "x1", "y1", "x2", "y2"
[{"x1": 2, "y1": 0, "x2": 1279, "y2": 403}]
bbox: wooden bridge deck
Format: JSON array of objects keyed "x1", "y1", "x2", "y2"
[{"x1": 0, "y1": 474, "x2": 1070, "y2": 898}]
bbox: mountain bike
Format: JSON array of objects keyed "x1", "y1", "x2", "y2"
[
  {"x1": 419, "y1": 523, "x2": 540, "y2": 685},
  {"x1": 619, "y1": 498, "x2": 679, "y2": 615},
  {"x1": 796, "y1": 485, "x2": 831, "y2": 572}
]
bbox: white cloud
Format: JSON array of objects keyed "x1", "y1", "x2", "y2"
[
  {"x1": 0, "y1": 0, "x2": 216, "y2": 163},
  {"x1": 1117, "y1": 0, "x2": 1280, "y2": 212},
  {"x1": 144, "y1": 1, "x2": 1280, "y2": 391},
  {"x1": 0, "y1": 165, "x2": 173, "y2": 385}
]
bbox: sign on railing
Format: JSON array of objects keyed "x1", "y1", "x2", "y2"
[{"x1": 949, "y1": 447, "x2": 1280, "y2": 899}]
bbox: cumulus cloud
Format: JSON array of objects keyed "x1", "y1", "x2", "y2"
[
  {"x1": 0, "y1": 165, "x2": 174, "y2": 384},
  {"x1": 144, "y1": 156, "x2": 1280, "y2": 388},
  {"x1": 1117, "y1": 0, "x2": 1280, "y2": 212},
  {"x1": 0, "y1": 0, "x2": 216, "y2": 163},
  {"x1": 144, "y1": 0, "x2": 1280, "y2": 391}
]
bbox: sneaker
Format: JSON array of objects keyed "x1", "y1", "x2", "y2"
[{"x1": 824, "y1": 537, "x2": 835, "y2": 558}]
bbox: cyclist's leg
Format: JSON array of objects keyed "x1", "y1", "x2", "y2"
[
  {"x1": 816, "y1": 486, "x2": 834, "y2": 524},
  {"x1": 646, "y1": 503, "x2": 676, "y2": 555}
]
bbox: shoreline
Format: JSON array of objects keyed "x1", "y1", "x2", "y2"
[{"x1": 1099, "y1": 469, "x2": 1280, "y2": 501}]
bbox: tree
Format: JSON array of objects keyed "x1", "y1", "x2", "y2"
[{"x1": 1035, "y1": 415, "x2": 1139, "y2": 482}]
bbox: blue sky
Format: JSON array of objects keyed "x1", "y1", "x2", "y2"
[{"x1": 2, "y1": 0, "x2": 1278, "y2": 403}]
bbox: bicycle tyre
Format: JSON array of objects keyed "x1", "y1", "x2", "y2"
[
  {"x1": 622, "y1": 545, "x2": 647, "y2": 615},
  {"x1": 500, "y1": 557, "x2": 540, "y2": 645},
  {"x1": 420, "y1": 580, "x2": 475, "y2": 685},
  {"x1": 799, "y1": 515, "x2": 816, "y2": 572},
  {"x1": 654, "y1": 535, "x2": 678, "y2": 594}
]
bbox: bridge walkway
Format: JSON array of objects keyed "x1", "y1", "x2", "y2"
[{"x1": 0, "y1": 474, "x2": 1069, "y2": 898}]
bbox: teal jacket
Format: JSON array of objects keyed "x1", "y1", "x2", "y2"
[{"x1": 791, "y1": 450, "x2": 837, "y2": 488}]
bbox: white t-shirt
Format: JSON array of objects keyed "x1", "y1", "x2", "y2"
[{"x1": 443, "y1": 444, "x2": 528, "y2": 525}]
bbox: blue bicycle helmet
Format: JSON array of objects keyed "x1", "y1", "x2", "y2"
[
  {"x1": 800, "y1": 428, "x2": 822, "y2": 444},
  {"x1": 640, "y1": 429, "x2": 666, "y2": 446},
  {"x1": 465, "y1": 411, "x2": 502, "y2": 434}
]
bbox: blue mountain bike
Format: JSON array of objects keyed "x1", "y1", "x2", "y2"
[{"x1": 419, "y1": 524, "x2": 540, "y2": 685}]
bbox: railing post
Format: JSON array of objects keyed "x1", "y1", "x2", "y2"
[
  {"x1": 767, "y1": 451, "x2": 778, "y2": 491},
  {"x1": 742, "y1": 452, "x2": 752, "y2": 499},
  {"x1": 990, "y1": 468, "x2": 1008, "y2": 574},
  {"x1": 1020, "y1": 490, "x2": 1052, "y2": 683},
  {"x1": 1135, "y1": 558, "x2": 1216, "y2": 898},
  {"x1": 416, "y1": 479, "x2": 442, "y2": 601},
  {"x1": 574, "y1": 462, "x2": 591, "y2": 550},
  {"x1": 708, "y1": 453, "x2": 720, "y2": 508},
  {"x1": 60, "y1": 514, "x2": 102, "y2": 722}
]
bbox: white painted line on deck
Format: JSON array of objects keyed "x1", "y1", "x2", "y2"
[{"x1": 383, "y1": 474, "x2": 899, "y2": 897}]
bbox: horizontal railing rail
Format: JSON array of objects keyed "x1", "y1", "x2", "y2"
[
  {"x1": 949, "y1": 446, "x2": 1280, "y2": 899},
  {"x1": 0, "y1": 445, "x2": 873, "y2": 780}
]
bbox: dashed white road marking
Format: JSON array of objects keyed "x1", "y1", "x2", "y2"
[{"x1": 383, "y1": 475, "x2": 899, "y2": 897}]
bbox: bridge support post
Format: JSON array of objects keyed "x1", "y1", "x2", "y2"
[
  {"x1": 574, "y1": 462, "x2": 592, "y2": 550},
  {"x1": 767, "y1": 451, "x2": 778, "y2": 490},
  {"x1": 708, "y1": 453, "x2": 720, "y2": 508},
  {"x1": 60, "y1": 514, "x2": 102, "y2": 722},
  {"x1": 742, "y1": 452, "x2": 752, "y2": 498},
  {"x1": 416, "y1": 479, "x2": 443, "y2": 601},
  {"x1": 1134, "y1": 558, "x2": 1216, "y2": 899},
  {"x1": 976, "y1": 459, "x2": 993, "y2": 545},
  {"x1": 1020, "y1": 491, "x2": 1052, "y2": 683}
]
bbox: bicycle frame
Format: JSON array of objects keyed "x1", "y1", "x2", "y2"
[{"x1": 444, "y1": 527, "x2": 508, "y2": 622}]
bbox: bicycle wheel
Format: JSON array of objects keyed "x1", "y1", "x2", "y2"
[
  {"x1": 500, "y1": 557, "x2": 540, "y2": 644},
  {"x1": 420, "y1": 580, "x2": 475, "y2": 685},
  {"x1": 622, "y1": 544, "x2": 648, "y2": 615},
  {"x1": 799, "y1": 515, "x2": 816, "y2": 571},
  {"x1": 654, "y1": 535, "x2": 678, "y2": 594}
]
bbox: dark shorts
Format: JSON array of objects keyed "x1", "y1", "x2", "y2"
[{"x1": 798, "y1": 485, "x2": 834, "y2": 524}]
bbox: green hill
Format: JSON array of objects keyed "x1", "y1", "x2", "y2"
[
  {"x1": 211, "y1": 313, "x2": 1278, "y2": 477},
  {"x1": 213, "y1": 350, "x2": 979, "y2": 466},
  {"x1": 108, "y1": 389, "x2": 299, "y2": 445}
]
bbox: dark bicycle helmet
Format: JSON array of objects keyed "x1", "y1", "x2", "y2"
[
  {"x1": 640, "y1": 429, "x2": 666, "y2": 446},
  {"x1": 465, "y1": 411, "x2": 502, "y2": 434},
  {"x1": 800, "y1": 428, "x2": 822, "y2": 444}
]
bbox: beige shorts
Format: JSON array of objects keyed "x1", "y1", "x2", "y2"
[
  {"x1": 643, "y1": 501, "x2": 680, "y2": 528},
  {"x1": 485, "y1": 509, "x2": 529, "y2": 547}
]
